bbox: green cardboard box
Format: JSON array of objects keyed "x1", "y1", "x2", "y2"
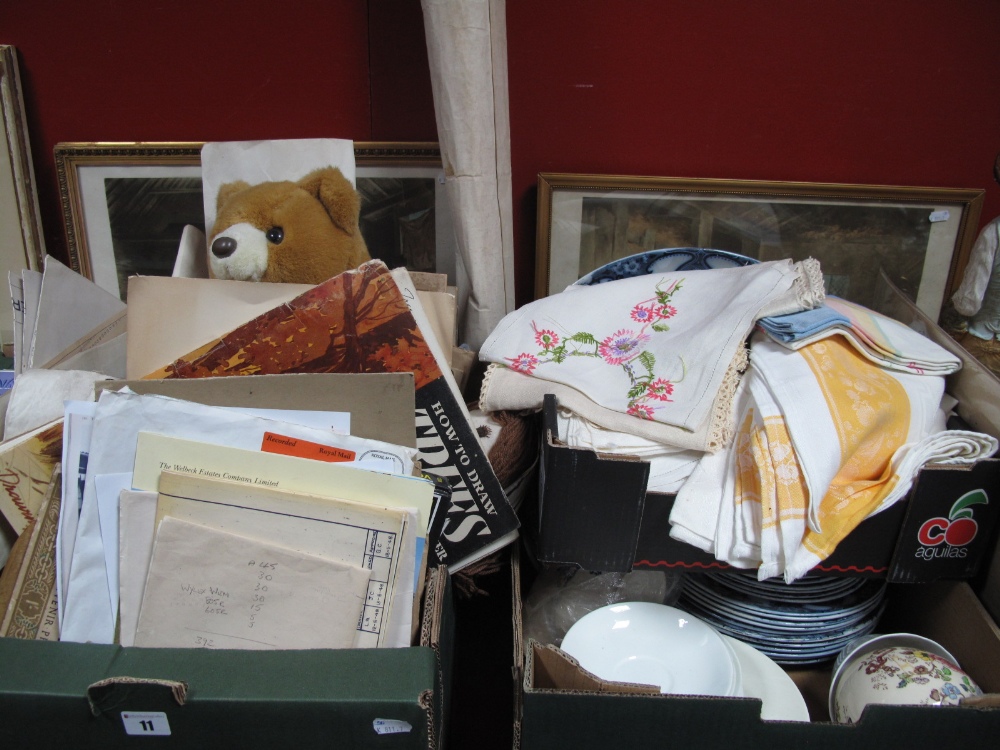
[{"x1": 0, "y1": 566, "x2": 452, "y2": 749}]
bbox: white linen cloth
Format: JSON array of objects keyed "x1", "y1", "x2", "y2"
[
  {"x1": 480, "y1": 258, "x2": 824, "y2": 452},
  {"x1": 670, "y1": 331, "x2": 997, "y2": 582},
  {"x1": 555, "y1": 409, "x2": 701, "y2": 493}
]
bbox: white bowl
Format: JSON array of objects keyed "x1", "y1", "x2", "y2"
[
  {"x1": 831, "y1": 644, "x2": 982, "y2": 724},
  {"x1": 560, "y1": 602, "x2": 742, "y2": 697}
]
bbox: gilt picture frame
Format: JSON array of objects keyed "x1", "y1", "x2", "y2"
[
  {"x1": 1, "y1": 45, "x2": 46, "y2": 348},
  {"x1": 55, "y1": 141, "x2": 450, "y2": 300},
  {"x1": 535, "y1": 172, "x2": 985, "y2": 321}
]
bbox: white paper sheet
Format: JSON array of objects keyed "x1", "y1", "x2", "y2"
[
  {"x1": 200, "y1": 139, "x2": 356, "y2": 238},
  {"x1": 94, "y1": 472, "x2": 131, "y2": 623},
  {"x1": 56, "y1": 400, "x2": 97, "y2": 629},
  {"x1": 7, "y1": 272, "x2": 24, "y2": 374},
  {"x1": 171, "y1": 224, "x2": 208, "y2": 278},
  {"x1": 59, "y1": 389, "x2": 415, "y2": 644},
  {"x1": 220, "y1": 406, "x2": 349, "y2": 435},
  {"x1": 28, "y1": 256, "x2": 126, "y2": 370},
  {"x1": 4, "y1": 369, "x2": 111, "y2": 440},
  {"x1": 18, "y1": 269, "x2": 41, "y2": 373},
  {"x1": 50, "y1": 331, "x2": 127, "y2": 379}
]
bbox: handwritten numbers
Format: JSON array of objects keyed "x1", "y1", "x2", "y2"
[{"x1": 247, "y1": 559, "x2": 278, "y2": 629}]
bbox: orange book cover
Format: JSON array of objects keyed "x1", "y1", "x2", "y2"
[{"x1": 145, "y1": 260, "x2": 518, "y2": 571}]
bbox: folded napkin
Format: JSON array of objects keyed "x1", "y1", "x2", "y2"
[
  {"x1": 762, "y1": 296, "x2": 962, "y2": 375},
  {"x1": 480, "y1": 258, "x2": 824, "y2": 452},
  {"x1": 757, "y1": 304, "x2": 850, "y2": 341},
  {"x1": 670, "y1": 332, "x2": 995, "y2": 582}
]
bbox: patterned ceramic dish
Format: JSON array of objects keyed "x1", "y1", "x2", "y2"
[
  {"x1": 575, "y1": 247, "x2": 759, "y2": 286},
  {"x1": 830, "y1": 644, "x2": 982, "y2": 723}
]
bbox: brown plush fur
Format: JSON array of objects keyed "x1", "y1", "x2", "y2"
[{"x1": 209, "y1": 166, "x2": 370, "y2": 284}]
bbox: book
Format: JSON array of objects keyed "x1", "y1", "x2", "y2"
[
  {"x1": 0, "y1": 465, "x2": 61, "y2": 640},
  {"x1": 0, "y1": 419, "x2": 63, "y2": 535},
  {"x1": 143, "y1": 260, "x2": 520, "y2": 571}
]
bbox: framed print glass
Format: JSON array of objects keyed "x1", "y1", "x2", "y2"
[
  {"x1": 55, "y1": 141, "x2": 452, "y2": 300},
  {"x1": 55, "y1": 142, "x2": 203, "y2": 299},
  {"x1": 535, "y1": 173, "x2": 985, "y2": 321}
]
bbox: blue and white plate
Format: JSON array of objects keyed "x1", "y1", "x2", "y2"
[
  {"x1": 575, "y1": 247, "x2": 759, "y2": 286},
  {"x1": 678, "y1": 572, "x2": 887, "y2": 665}
]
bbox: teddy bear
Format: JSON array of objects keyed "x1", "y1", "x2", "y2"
[{"x1": 207, "y1": 166, "x2": 371, "y2": 285}]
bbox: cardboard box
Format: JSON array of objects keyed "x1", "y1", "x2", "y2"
[
  {"x1": 0, "y1": 566, "x2": 453, "y2": 749},
  {"x1": 0, "y1": 371, "x2": 452, "y2": 747},
  {"x1": 532, "y1": 279, "x2": 1000, "y2": 582},
  {"x1": 511, "y1": 547, "x2": 1000, "y2": 749}
]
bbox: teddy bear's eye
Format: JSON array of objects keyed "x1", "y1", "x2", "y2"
[{"x1": 266, "y1": 226, "x2": 284, "y2": 244}]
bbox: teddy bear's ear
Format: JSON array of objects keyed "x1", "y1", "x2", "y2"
[
  {"x1": 215, "y1": 180, "x2": 251, "y2": 213},
  {"x1": 297, "y1": 167, "x2": 360, "y2": 236}
]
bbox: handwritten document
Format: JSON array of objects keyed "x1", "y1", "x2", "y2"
[
  {"x1": 152, "y1": 471, "x2": 408, "y2": 648},
  {"x1": 134, "y1": 517, "x2": 372, "y2": 650}
]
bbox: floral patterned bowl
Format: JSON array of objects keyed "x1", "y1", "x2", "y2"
[{"x1": 831, "y1": 645, "x2": 982, "y2": 723}]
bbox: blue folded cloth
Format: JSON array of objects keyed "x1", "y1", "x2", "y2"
[{"x1": 758, "y1": 302, "x2": 850, "y2": 341}]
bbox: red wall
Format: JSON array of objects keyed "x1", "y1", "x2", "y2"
[
  {"x1": 4, "y1": 2, "x2": 1000, "y2": 308},
  {"x1": 507, "y1": 1, "x2": 1000, "y2": 305},
  {"x1": 0, "y1": 0, "x2": 436, "y2": 267}
]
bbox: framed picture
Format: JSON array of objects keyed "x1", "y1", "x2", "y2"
[
  {"x1": 1, "y1": 45, "x2": 46, "y2": 347},
  {"x1": 535, "y1": 173, "x2": 985, "y2": 321},
  {"x1": 55, "y1": 141, "x2": 452, "y2": 300}
]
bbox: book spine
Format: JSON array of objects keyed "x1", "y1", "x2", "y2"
[{"x1": 415, "y1": 378, "x2": 518, "y2": 569}]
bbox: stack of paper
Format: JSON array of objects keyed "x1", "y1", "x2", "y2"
[
  {"x1": 1, "y1": 257, "x2": 510, "y2": 653},
  {"x1": 8, "y1": 255, "x2": 126, "y2": 377},
  {"x1": 57, "y1": 387, "x2": 432, "y2": 649}
]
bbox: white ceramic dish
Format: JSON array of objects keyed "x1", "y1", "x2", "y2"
[
  {"x1": 722, "y1": 636, "x2": 810, "y2": 722},
  {"x1": 561, "y1": 602, "x2": 742, "y2": 697}
]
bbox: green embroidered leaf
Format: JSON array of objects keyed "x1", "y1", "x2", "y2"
[
  {"x1": 570, "y1": 332, "x2": 596, "y2": 344},
  {"x1": 628, "y1": 384, "x2": 646, "y2": 400},
  {"x1": 652, "y1": 323, "x2": 670, "y2": 333},
  {"x1": 639, "y1": 351, "x2": 656, "y2": 373}
]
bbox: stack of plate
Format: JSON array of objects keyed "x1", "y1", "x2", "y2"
[{"x1": 679, "y1": 572, "x2": 887, "y2": 665}]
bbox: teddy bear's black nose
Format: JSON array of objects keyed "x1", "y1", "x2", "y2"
[{"x1": 212, "y1": 236, "x2": 238, "y2": 258}]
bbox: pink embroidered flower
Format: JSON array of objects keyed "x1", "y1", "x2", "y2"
[
  {"x1": 534, "y1": 328, "x2": 560, "y2": 350},
  {"x1": 598, "y1": 329, "x2": 649, "y2": 365},
  {"x1": 656, "y1": 304, "x2": 677, "y2": 319},
  {"x1": 630, "y1": 304, "x2": 657, "y2": 324},
  {"x1": 506, "y1": 352, "x2": 539, "y2": 374},
  {"x1": 628, "y1": 403, "x2": 655, "y2": 419},
  {"x1": 646, "y1": 378, "x2": 675, "y2": 401}
]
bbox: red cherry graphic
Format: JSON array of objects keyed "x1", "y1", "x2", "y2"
[{"x1": 945, "y1": 517, "x2": 978, "y2": 546}]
